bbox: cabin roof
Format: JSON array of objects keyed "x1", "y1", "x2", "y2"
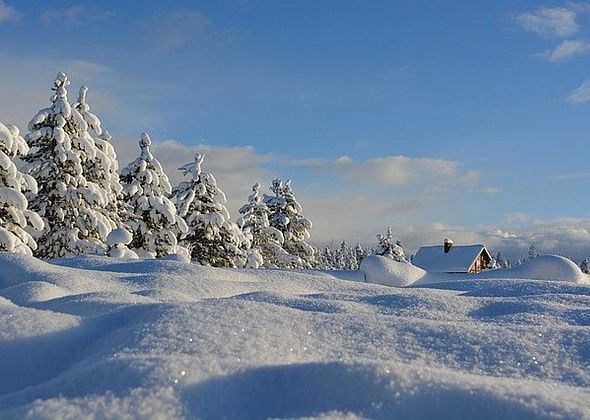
[{"x1": 412, "y1": 244, "x2": 490, "y2": 273}]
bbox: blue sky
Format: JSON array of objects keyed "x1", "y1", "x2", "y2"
[{"x1": 1, "y1": 0, "x2": 590, "y2": 259}]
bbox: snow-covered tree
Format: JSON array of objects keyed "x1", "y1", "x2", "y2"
[
  {"x1": 313, "y1": 244, "x2": 334, "y2": 269},
  {"x1": 120, "y1": 133, "x2": 188, "y2": 258},
  {"x1": 0, "y1": 121, "x2": 44, "y2": 255},
  {"x1": 106, "y1": 227, "x2": 138, "y2": 259},
  {"x1": 263, "y1": 178, "x2": 315, "y2": 268},
  {"x1": 354, "y1": 242, "x2": 367, "y2": 268},
  {"x1": 374, "y1": 226, "x2": 407, "y2": 262},
  {"x1": 495, "y1": 252, "x2": 509, "y2": 268},
  {"x1": 23, "y1": 72, "x2": 112, "y2": 258},
  {"x1": 528, "y1": 244, "x2": 537, "y2": 260},
  {"x1": 171, "y1": 152, "x2": 247, "y2": 267},
  {"x1": 581, "y1": 258, "x2": 590, "y2": 274},
  {"x1": 237, "y1": 182, "x2": 300, "y2": 268},
  {"x1": 72, "y1": 86, "x2": 127, "y2": 226},
  {"x1": 334, "y1": 240, "x2": 360, "y2": 269}
]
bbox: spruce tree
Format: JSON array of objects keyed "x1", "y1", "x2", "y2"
[
  {"x1": 263, "y1": 178, "x2": 314, "y2": 268},
  {"x1": 120, "y1": 133, "x2": 188, "y2": 258},
  {"x1": 171, "y1": 152, "x2": 247, "y2": 267},
  {"x1": 581, "y1": 258, "x2": 590, "y2": 274},
  {"x1": 0, "y1": 121, "x2": 44, "y2": 255},
  {"x1": 237, "y1": 182, "x2": 300, "y2": 268},
  {"x1": 374, "y1": 226, "x2": 407, "y2": 262},
  {"x1": 528, "y1": 244, "x2": 537, "y2": 260},
  {"x1": 22, "y1": 72, "x2": 110, "y2": 258},
  {"x1": 354, "y1": 242, "x2": 366, "y2": 268},
  {"x1": 72, "y1": 86, "x2": 127, "y2": 226},
  {"x1": 316, "y1": 245, "x2": 335, "y2": 269}
]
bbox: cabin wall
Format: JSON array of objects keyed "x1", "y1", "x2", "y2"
[{"x1": 469, "y1": 253, "x2": 491, "y2": 273}]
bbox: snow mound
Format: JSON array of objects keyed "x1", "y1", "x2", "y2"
[
  {"x1": 504, "y1": 254, "x2": 587, "y2": 283},
  {"x1": 0, "y1": 281, "x2": 71, "y2": 305},
  {"x1": 360, "y1": 255, "x2": 426, "y2": 287},
  {"x1": 158, "y1": 253, "x2": 191, "y2": 263},
  {"x1": 106, "y1": 228, "x2": 132, "y2": 246},
  {"x1": 0, "y1": 254, "x2": 589, "y2": 417}
]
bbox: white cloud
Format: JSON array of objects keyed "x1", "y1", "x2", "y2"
[
  {"x1": 393, "y1": 218, "x2": 590, "y2": 261},
  {"x1": 513, "y1": 6, "x2": 579, "y2": 38},
  {"x1": 540, "y1": 39, "x2": 590, "y2": 61},
  {"x1": 0, "y1": 0, "x2": 18, "y2": 22},
  {"x1": 41, "y1": 5, "x2": 115, "y2": 26},
  {"x1": 288, "y1": 155, "x2": 480, "y2": 189},
  {"x1": 145, "y1": 11, "x2": 210, "y2": 50},
  {"x1": 567, "y1": 79, "x2": 590, "y2": 102}
]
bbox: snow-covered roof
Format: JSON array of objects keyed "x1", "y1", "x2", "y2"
[{"x1": 412, "y1": 244, "x2": 489, "y2": 273}]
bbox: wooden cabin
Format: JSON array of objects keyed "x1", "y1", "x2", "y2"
[{"x1": 412, "y1": 239, "x2": 492, "y2": 274}]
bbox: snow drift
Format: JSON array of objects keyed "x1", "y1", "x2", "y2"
[
  {"x1": 360, "y1": 255, "x2": 426, "y2": 286},
  {"x1": 0, "y1": 253, "x2": 589, "y2": 418},
  {"x1": 361, "y1": 254, "x2": 589, "y2": 288}
]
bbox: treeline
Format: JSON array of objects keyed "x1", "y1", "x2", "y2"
[{"x1": 0, "y1": 72, "x2": 404, "y2": 269}]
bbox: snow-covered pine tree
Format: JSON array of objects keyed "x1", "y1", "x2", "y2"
[
  {"x1": 374, "y1": 226, "x2": 407, "y2": 262},
  {"x1": 23, "y1": 72, "x2": 112, "y2": 258},
  {"x1": 580, "y1": 258, "x2": 590, "y2": 274},
  {"x1": 0, "y1": 121, "x2": 44, "y2": 255},
  {"x1": 495, "y1": 252, "x2": 508, "y2": 268},
  {"x1": 263, "y1": 178, "x2": 315, "y2": 268},
  {"x1": 237, "y1": 182, "x2": 300, "y2": 268},
  {"x1": 171, "y1": 152, "x2": 247, "y2": 267},
  {"x1": 334, "y1": 241, "x2": 357, "y2": 269},
  {"x1": 314, "y1": 245, "x2": 334, "y2": 269},
  {"x1": 528, "y1": 244, "x2": 537, "y2": 260},
  {"x1": 72, "y1": 86, "x2": 128, "y2": 226},
  {"x1": 120, "y1": 133, "x2": 189, "y2": 258},
  {"x1": 354, "y1": 242, "x2": 366, "y2": 268}
]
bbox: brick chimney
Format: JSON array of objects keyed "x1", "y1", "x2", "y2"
[{"x1": 444, "y1": 238, "x2": 453, "y2": 254}]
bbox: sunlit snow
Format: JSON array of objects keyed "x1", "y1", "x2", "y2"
[{"x1": 0, "y1": 253, "x2": 589, "y2": 418}]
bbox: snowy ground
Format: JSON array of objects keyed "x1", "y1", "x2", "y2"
[{"x1": 0, "y1": 254, "x2": 589, "y2": 419}]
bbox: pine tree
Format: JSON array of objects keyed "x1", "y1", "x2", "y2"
[
  {"x1": 72, "y1": 86, "x2": 127, "y2": 227},
  {"x1": 334, "y1": 240, "x2": 358, "y2": 269},
  {"x1": 237, "y1": 182, "x2": 299, "y2": 268},
  {"x1": 581, "y1": 258, "x2": 590, "y2": 274},
  {"x1": 171, "y1": 152, "x2": 247, "y2": 267},
  {"x1": 0, "y1": 121, "x2": 45, "y2": 255},
  {"x1": 263, "y1": 178, "x2": 315, "y2": 268},
  {"x1": 22, "y1": 72, "x2": 111, "y2": 258},
  {"x1": 495, "y1": 252, "x2": 508, "y2": 268},
  {"x1": 354, "y1": 243, "x2": 366, "y2": 268},
  {"x1": 528, "y1": 244, "x2": 537, "y2": 260},
  {"x1": 315, "y1": 245, "x2": 335, "y2": 269},
  {"x1": 120, "y1": 133, "x2": 188, "y2": 258},
  {"x1": 374, "y1": 226, "x2": 407, "y2": 262}
]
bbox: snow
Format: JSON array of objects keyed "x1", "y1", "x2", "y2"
[
  {"x1": 413, "y1": 244, "x2": 488, "y2": 273},
  {"x1": 498, "y1": 254, "x2": 585, "y2": 282},
  {"x1": 106, "y1": 228, "x2": 133, "y2": 247},
  {"x1": 361, "y1": 255, "x2": 426, "y2": 287},
  {"x1": 0, "y1": 254, "x2": 589, "y2": 418},
  {"x1": 363, "y1": 254, "x2": 589, "y2": 287}
]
